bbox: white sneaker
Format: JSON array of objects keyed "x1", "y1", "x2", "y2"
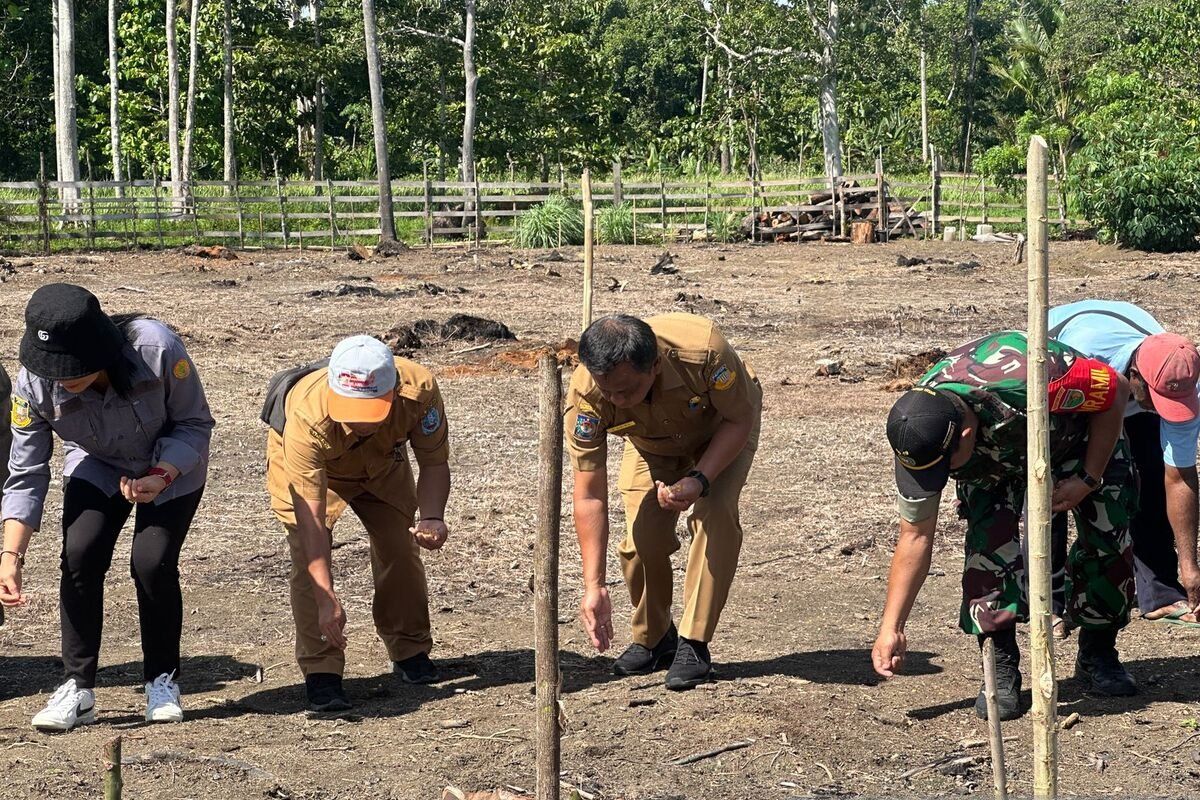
[
  {"x1": 32, "y1": 679, "x2": 96, "y2": 732},
  {"x1": 145, "y1": 671, "x2": 184, "y2": 723}
]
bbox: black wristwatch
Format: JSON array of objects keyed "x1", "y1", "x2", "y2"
[
  {"x1": 1080, "y1": 471, "x2": 1104, "y2": 491},
  {"x1": 686, "y1": 469, "x2": 711, "y2": 497}
]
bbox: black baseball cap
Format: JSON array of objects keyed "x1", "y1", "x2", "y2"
[
  {"x1": 20, "y1": 283, "x2": 125, "y2": 381},
  {"x1": 887, "y1": 386, "x2": 963, "y2": 498}
]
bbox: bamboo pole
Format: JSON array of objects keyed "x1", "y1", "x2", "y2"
[
  {"x1": 38, "y1": 153, "x2": 50, "y2": 256},
  {"x1": 534, "y1": 353, "x2": 563, "y2": 800},
  {"x1": 1026, "y1": 133, "x2": 1057, "y2": 800},
  {"x1": 151, "y1": 167, "x2": 164, "y2": 249},
  {"x1": 234, "y1": 179, "x2": 245, "y2": 249},
  {"x1": 875, "y1": 156, "x2": 886, "y2": 244},
  {"x1": 982, "y1": 639, "x2": 1010, "y2": 800},
  {"x1": 581, "y1": 169, "x2": 594, "y2": 330},
  {"x1": 103, "y1": 735, "x2": 123, "y2": 800},
  {"x1": 423, "y1": 163, "x2": 433, "y2": 251}
]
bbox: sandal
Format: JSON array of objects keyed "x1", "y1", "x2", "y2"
[
  {"x1": 1156, "y1": 607, "x2": 1200, "y2": 628},
  {"x1": 1144, "y1": 600, "x2": 1192, "y2": 621},
  {"x1": 1052, "y1": 615, "x2": 1073, "y2": 640}
]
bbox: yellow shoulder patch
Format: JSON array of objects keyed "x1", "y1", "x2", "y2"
[
  {"x1": 710, "y1": 364, "x2": 737, "y2": 391},
  {"x1": 11, "y1": 396, "x2": 32, "y2": 428},
  {"x1": 172, "y1": 358, "x2": 192, "y2": 380}
]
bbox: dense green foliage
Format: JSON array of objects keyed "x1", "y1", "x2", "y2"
[
  {"x1": 513, "y1": 194, "x2": 583, "y2": 248},
  {"x1": 0, "y1": 0, "x2": 1196, "y2": 249}
]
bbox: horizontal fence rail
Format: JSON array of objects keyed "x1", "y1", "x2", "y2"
[{"x1": 0, "y1": 169, "x2": 1077, "y2": 254}]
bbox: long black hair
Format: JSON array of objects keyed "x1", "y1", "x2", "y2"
[{"x1": 104, "y1": 312, "x2": 150, "y2": 398}]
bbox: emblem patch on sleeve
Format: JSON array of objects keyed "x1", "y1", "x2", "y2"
[
  {"x1": 710, "y1": 365, "x2": 736, "y2": 391},
  {"x1": 421, "y1": 406, "x2": 442, "y2": 435},
  {"x1": 574, "y1": 413, "x2": 602, "y2": 442},
  {"x1": 1050, "y1": 357, "x2": 1116, "y2": 414},
  {"x1": 10, "y1": 396, "x2": 32, "y2": 428},
  {"x1": 172, "y1": 358, "x2": 192, "y2": 380}
]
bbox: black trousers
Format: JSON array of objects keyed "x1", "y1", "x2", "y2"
[
  {"x1": 60, "y1": 479, "x2": 204, "y2": 688},
  {"x1": 1052, "y1": 412, "x2": 1184, "y2": 614}
]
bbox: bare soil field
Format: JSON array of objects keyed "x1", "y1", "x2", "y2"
[{"x1": 3, "y1": 240, "x2": 1200, "y2": 799}]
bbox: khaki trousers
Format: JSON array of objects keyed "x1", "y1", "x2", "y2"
[
  {"x1": 284, "y1": 489, "x2": 431, "y2": 676},
  {"x1": 617, "y1": 418, "x2": 759, "y2": 646}
]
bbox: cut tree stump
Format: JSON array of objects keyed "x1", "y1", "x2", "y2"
[{"x1": 850, "y1": 221, "x2": 876, "y2": 244}]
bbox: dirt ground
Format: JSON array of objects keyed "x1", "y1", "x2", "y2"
[{"x1": 3, "y1": 239, "x2": 1200, "y2": 799}]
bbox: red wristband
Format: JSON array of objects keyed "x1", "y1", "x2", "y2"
[{"x1": 146, "y1": 467, "x2": 175, "y2": 487}]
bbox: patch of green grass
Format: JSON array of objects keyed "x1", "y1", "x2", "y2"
[{"x1": 514, "y1": 194, "x2": 583, "y2": 248}]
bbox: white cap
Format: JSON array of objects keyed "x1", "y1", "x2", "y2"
[{"x1": 327, "y1": 335, "x2": 397, "y2": 422}]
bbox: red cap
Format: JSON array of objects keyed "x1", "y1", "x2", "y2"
[{"x1": 1135, "y1": 333, "x2": 1200, "y2": 423}]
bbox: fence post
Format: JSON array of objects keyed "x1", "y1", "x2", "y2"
[
  {"x1": 704, "y1": 177, "x2": 711, "y2": 239},
  {"x1": 276, "y1": 171, "x2": 290, "y2": 249},
  {"x1": 38, "y1": 153, "x2": 50, "y2": 256},
  {"x1": 234, "y1": 179, "x2": 245, "y2": 249},
  {"x1": 423, "y1": 164, "x2": 434, "y2": 251},
  {"x1": 929, "y1": 152, "x2": 941, "y2": 240},
  {"x1": 327, "y1": 178, "x2": 337, "y2": 250},
  {"x1": 612, "y1": 158, "x2": 623, "y2": 206},
  {"x1": 127, "y1": 163, "x2": 139, "y2": 251},
  {"x1": 474, "y1": 173, "x2": 483, "y2": 249},
  {"x1": 86, "y1": 175, "x2": 97, "y2": 250},
  {"x1": 876, "y1": 156, "x2": 887, "y2": 244},
  {"x1": 190, "y1": 179, "x2": 201, "y2": 242},
  {"x1": 659, "y1": 175, "x2": 667, "y2": 244},
  {"x1": 581, "y1": 169, "x2": 594, "y2": 330},
  {"x1": 151, "y1": 167, "x2": 165, "y2": 249},
  {"x1": 981, "y1": 176, "x2": 989, "y2": 227}
]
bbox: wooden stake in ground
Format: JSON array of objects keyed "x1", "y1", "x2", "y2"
[
  {"x1": 981, "y1": 638, "x2": 1009, "y2": 800},
  {"x1": 103, "y1": 735, "x2": 123, "y2": 800},
  {"x1": 581, "y1": 169, "x2": 594, "y2": 331},
  {"x1": 1025, "y1": 133, "x2": 1058, "y2": 799},
  {"x1": 535, "y1": 353, "x2": 563, "y2": 800}
]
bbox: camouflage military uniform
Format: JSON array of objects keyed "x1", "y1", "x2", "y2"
[{"x1": 917, "y1": 331, "x2": 1137, "y2": 635}]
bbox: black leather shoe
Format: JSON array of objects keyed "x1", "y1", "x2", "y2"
[
  {"x1": 306, "y1": 672, "x2": 352, "y2": 712},
  {"x1": 393, "y1": 652, "x2": 439, "y2": 684},
  {"x1": 613, "y1": 624, "x2": 678, "y2": 676},
  {"x1": 665, "y1": 637, "x2": 712, "y2": 691},
  {"x1": 974, "y1": 629, "x2": 1024, "y2": 721},
  {"x1": 1076, "y1": 627, "x2": 1137, "y2": 696}
]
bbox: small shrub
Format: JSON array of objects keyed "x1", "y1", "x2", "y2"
[
  {"x1": 976, "y1": 145, "x2": 1024, "y2": 193},
  {"x1": 1074, "y1": 111, "x2": 1200, "y2": 252},
  {"x1": 597, "y1": 203, "x2": 641, "y2": 244},
  {"x1": 514, "y1": 195, "x2": 584, "y2": 248},
  {"x1": 709, "y1": 212, "x2": 742, "y2": 243}
]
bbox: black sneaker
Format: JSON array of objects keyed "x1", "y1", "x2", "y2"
[
  {"x1": 665, "y1": 637, "x2": 712, "y2": 691},
  {"x1": 1076, "y1": 627, "x2": 1137, "y2": 696},
  {"x1": 393, "y1": 652, "x2": 439, "y2": 684},
  {"x1": 305, "y1": 672, "x2": 352, "y2": 712},
  {"x1": 613, "y1": 624, "x2": 678, "y2": 676},
  {"x1": 974, "y1": 629, "x2": 1024, "y2": 721}
]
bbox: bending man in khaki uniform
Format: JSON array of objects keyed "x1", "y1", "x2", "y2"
[
  {"x1": 566, "y1": 313, "x2": 761, "y2": 690},
  {"x1": 265, "y1": 336, "x2": 451, "y2": 711}
]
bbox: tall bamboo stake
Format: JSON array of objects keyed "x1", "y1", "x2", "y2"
[
  {"x1": 103, "y1": 735, "x2": 123, "y2": 800},
  {"x1": 534, "y1": 353, "x2": 563, "y2": 800},
  {"x1": 581, "y1": 169, "x2": 594, "y2": 330},
  {"x1": 1026, "y1": 133, "x2": 1057, "y2": 799},
  {"x1": 982, "y1": 639, "x2": 1009, "y2": 800}
]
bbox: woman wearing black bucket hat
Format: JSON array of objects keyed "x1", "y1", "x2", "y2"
[{"x1": 0, "y1": 283, "x2": 214, "y2": 732}]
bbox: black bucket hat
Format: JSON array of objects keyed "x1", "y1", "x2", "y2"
[{"x1": 20, "y1": 284, "x2": 125, "y2": 381}]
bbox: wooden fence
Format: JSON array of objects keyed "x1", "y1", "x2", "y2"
[{"x1": 0, "y1": 166, "x2": 1076, "y2": 254}]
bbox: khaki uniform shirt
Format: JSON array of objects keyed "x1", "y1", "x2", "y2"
[
  {"x1": 564, "y1": 313, "x2": 761, "y2": 472},
  {"x1": 267, "y1": 358, "x2": 449, "y2": 524}
]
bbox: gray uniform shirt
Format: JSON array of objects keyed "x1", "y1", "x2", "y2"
[{"x1": 2, "y1": 319, "x2": 214, "y2": 530}]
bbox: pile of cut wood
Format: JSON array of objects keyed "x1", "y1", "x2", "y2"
[{"x1": 739, "y1": 180, "x2": 926, "y2": 243}]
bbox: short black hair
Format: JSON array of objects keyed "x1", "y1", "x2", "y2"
[{"x1": 578, "y1": 314, "x2": 658, "y2": 375}]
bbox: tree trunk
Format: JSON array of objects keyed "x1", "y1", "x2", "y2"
[
  {"x1": 721, "y1": 56, "x2": 732, "y2": 175},
  {"x1": 166, "y1": 0, "x2": 183, "y2": 202},
  {"x1": 460, "y1": 0, "x2": 478, "y2": 183},
  {"x1": 313, "y1": 0, "x2": 325, "y2": 182},
  {"x1": 437, "y1": 64, "x2": 448, "y2": 182},
  {"x1": 958, "y1": 0, "x2": 981, "y2": 172},
  {"x1": 182, "y1": 0, "x2": 201, "y2": 186},
  {"x1": 361, "y1": 0, "x2": 395, "y2": 241},
  {"x1": 107, "y1": 0, "x2": 123, "y2": 190},
  {"x1": 460, "y1": 0, "x2": 478, "y2": 228},
  {"x1": 52, "y1": 0, "x2": 64, "y2": 183},
  {"x1": 920, "y1": 46, "x2": 929, "y2": 163},
  {"x1": 57, "y1": 0, "x2": 80, "y2": 207},
  {"x1": 810, "y1": 0, "x2": 843, "y2": 188},
  {"x1": 222, "y1": 0, "x2": 236, "y2": 185}
]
